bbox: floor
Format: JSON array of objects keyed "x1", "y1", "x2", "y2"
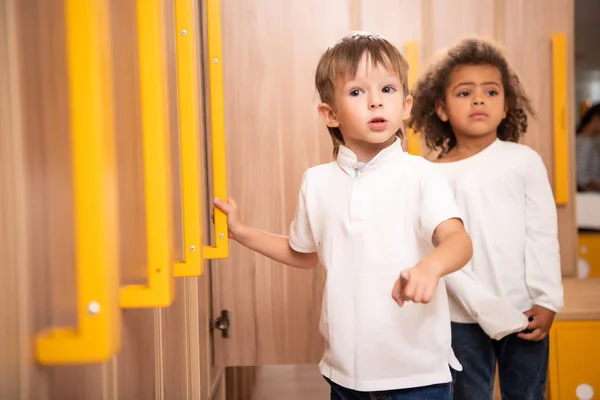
[{"x1": 251, "y1": 364, "x2": 329, "y2": 400}]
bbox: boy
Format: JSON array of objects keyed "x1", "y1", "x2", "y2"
[{"x1": 214, "y1": 32, "x2": 473, "y2": 399}]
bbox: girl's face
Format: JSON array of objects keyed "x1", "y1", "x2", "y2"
[
  {"x1": 436, "y1": 64, "x2": 507, "y2": 141},
  {"x1": 581, "y1": 115, "x2": 600, "y2": 135}
]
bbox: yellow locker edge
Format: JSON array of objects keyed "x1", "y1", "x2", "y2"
[
  {"x1": 36, "y1": 0, "x2": 121, "y2": 364},
  {"x1": 120, "y1": 0, "x2": 175, "y2": 308}
]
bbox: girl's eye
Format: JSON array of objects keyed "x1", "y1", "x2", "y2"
[
  {"x1": 487, "y1": 90, "x2": 498, "y2": 96},
  {"x1": 349, "y1": 89, "x2": 362, "y2": 97},
  {"x1": 457, "y1": 91, "x2": 470, "y2": 97},
  {"x1": 382, "y1": 86, "x2": 396, "y2": 93}
]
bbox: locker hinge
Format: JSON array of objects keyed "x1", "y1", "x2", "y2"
[{"x1": 210, "y1": 309, "x2": 231, "y2": 338}]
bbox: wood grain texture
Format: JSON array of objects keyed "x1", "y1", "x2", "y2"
[
  {"x1": 0, "y1": 1, "x2": 28, "y2": 398},
  {"x1": 502, "y1": 0, "x2": 577, "y2": 277},
  {"x1": 210, "y1": 0, "x2": 351, "y2": 366}
]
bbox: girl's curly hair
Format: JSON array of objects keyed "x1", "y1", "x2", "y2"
[{"x1": 408, "y1": 38, "x2": 535, "y2": 155}]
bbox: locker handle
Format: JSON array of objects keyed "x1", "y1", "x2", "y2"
[
  {"x1": 551, "y1": 33, "x2": 569, "y2": 206},
  {"x1": 174, "y1": 0, "x2": 204, "y2": 276},
  {"x1": 35, "y1": 0, "x2": 121, "y2": 364},
  {"x1": 204, "y1": 0, "x2": 229, "y2": 260},
  {"x1": 120, "y1": 0, "x2": 175, "y2": 307},
  {"x1": 404, "y1": 41, "x2": 421, "y2": 156}
]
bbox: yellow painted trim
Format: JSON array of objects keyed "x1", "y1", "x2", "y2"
[
  {"x1": 404, "y1": 41, "x2": 421, "y2": 156},
  {"x1": 551, "y1": 33, "x2": 569, "y2": 206},
  {"x1": 548, "y1": 325, "x2": 560, "y2": 399},
  {"x1": 174, "y1": 0, "x2": 204, "y2": 277},
  {"x1": 36, "y1": 0, "x2": 121, "y2": 364},
  {"x1": 204, "y1": 0, "x2": 229, "y2": 260},
  {"x1": 120, "y1": 0, "x2": 175, "y2": 307},
  {"x1": 548, "y1": 320, "x2": 600, "y2": 399}
]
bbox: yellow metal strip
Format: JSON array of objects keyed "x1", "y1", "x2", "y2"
[
  {"x1": 36, "y1": 0, "x2": 121, "y2": 364},
  {"x1": 204, "y1": 0, "x2": 229, "y2": 260},
  {"x1": 174, "y1": 0, "x2": 204, "y2": 277},
  {"x1": 120, "y1": 0, "x2": 175, "y2": 307},
  {"x1": 404, "y1": 41, "x2": 421, "y2": 156},
  {"x1": 548, "y1": 325, "x2": 560, "y2": 400},
  {"x1": 552, "y1": 33, "x2": 569, "y2": 206}
]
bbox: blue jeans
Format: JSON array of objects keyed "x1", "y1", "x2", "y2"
[
  {"x1": 451, "y1": 322, "x2": 549, "y2": 400},
  {"x1": 324, "y1": 377, "x2": 453, "y2": 400}
]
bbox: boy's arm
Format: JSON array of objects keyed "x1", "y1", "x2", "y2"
[
  {"x1": 214, "y1": 197, "x2": 319, "y2": 270},
  {"x1": 393, "y1": 162, "x2": 473, "y2": 306},
  {"x1": 421, "y1": 218, "x2": 473, "y2": 277},
  {"x1": 518, "y1": 150, "x2": 563, "y2": 341}
]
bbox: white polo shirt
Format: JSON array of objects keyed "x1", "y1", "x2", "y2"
[
  {"x1": 434, "y1": 139, "x2": 563, "y2": 324},
  {"x1": 289, "y1": 140, "x2": 462, "y2": 392}
]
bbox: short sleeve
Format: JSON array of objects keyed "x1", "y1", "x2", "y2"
[
  {"x1": 418, "y1": 162, "x2": 462, "y2": 246},
  {"x1": 289, "y1": 172, "x2": 317, "y2": 253}
]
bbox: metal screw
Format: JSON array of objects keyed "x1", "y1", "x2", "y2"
[
  {"x1": 213, "y1": 58, "x2": 219, "y2": 64},
  {"x1": 219, "y1": 233, "x2": 225, "y2": 239},
  {"x1": 190, "y1": 245, "x2": 195, "y2": 252},
  {"x1": 88, "y1": 301, "x2": 101, "y2": 315},
  {"x1": 181, "y1": 30, "x2": 187, "y2": 36}
]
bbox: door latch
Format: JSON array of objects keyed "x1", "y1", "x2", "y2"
[{"x1": 211, "y1": 309, "x2": 231, "y2": 338}]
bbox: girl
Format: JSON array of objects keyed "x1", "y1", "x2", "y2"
[{"x1": 409, "y1": 38, "x2": 563, "y2": 399}]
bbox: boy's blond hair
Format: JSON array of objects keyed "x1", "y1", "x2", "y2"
[{"x1": 315, "y1": 32, "x2": 410, "y2": 156}]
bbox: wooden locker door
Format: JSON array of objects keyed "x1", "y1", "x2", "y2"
[
  {"x1": 208, "y1": 0, "x2": 344, "y2": 366},
  {"x1": 111, "y1": 0, "x2": 208, "y2": 398},
  {"x1": 8, "y1": 0, "x2": 119, "y2": 398},
  {"x1": 501, "y1": 0, "x2": 577, "y2": 276},
  {"x1": 207, "y1": 0, "x2": 426, "y2": 367}
]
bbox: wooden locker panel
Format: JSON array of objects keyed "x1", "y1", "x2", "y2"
[
  {"x1": 425, "y1": 0, "x2": 496, "y2": 59},
  {"x1": 9, "y1": 0, "x2": 117, "y2": 398},
  {"x1": 502, "y1": 0, "x2": 577, "y2": 276},
  {"x1": 0, "y1": 0, "x2": 28, "y2": 398},
  {"x1": 209, "y1": 0, "x2": 349, "y2": 367}
]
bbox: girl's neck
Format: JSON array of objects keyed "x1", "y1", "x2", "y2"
[{"x1": 451, "y1": 133, "x2": 497, "y2": 158}]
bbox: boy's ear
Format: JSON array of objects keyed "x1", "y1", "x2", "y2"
[
  {"x1": 435, "y1": 100, "x2": 448, "y2": 122},
  {"x1": 318, "y1": 103, "x2": 340, "y2": 128},
  {"x1": 402, "y1": 95, "x2": 413, "y2": 119}
]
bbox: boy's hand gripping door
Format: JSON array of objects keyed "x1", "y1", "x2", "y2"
[
  {"x1": 120, "y1": 0, "x2": 175, "y2": 307},
  {"x1": 404, "y1": 41, "x2": 421, "y2": 156},
  {"x1": 552, "y1": 33, "x2": 569, "y2": 206},
  {"x1": 36, "y1": 0, "x2": 122, "y2": 364},
  {"x1": 203, "y1": 0, "x2": 229, "y2": 260}
]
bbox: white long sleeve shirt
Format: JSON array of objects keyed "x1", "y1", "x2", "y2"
[{"x1": 435, "y1": 139, "x2": 564, "y2": 323}]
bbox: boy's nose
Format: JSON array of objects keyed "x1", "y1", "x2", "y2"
[{"x1": 369, "y1": 101, "x2": 383, "y2": 109}]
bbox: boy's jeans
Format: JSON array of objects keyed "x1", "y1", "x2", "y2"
[
  {"x1": 451, "y1": 322, "x2": 549, "y2": 400},
  {"x1": 324, "y1": 377, "x2": 453, "y2": 400}
]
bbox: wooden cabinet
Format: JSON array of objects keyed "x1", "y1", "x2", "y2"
[{"x1": 549, "y1": 279, "x2": 600, "y2": 400}]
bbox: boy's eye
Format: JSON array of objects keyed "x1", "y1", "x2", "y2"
[
  {"x1": 382, "y1": 86, "x2": 396, "y2": 93},
  {"x1": 349, "y1": 89, "x2": 362, "y2": 97}
]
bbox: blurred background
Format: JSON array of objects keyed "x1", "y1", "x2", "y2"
[{"x1": 1, "y1": 0, "x2": 599, "y2": 399}]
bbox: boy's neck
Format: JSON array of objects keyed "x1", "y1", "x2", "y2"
[{"x1": 345, "y1": 136, "x2": 397, "y2": 163}]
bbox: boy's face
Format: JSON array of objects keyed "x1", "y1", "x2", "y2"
[
  {"x1": 437, "y1": 64, "x2": 507, "y2": 140},
  {"x1": 318, "y1": 53, "x2": 412, "y2": 159}
]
